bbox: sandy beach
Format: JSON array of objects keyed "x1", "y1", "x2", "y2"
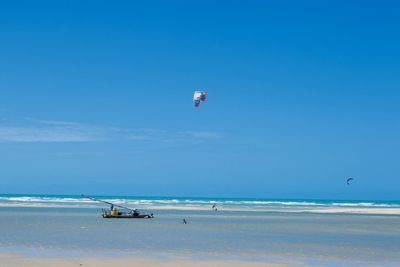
[
  {"x1": 0, "y1": 254, "x2": 304, "y2": 267},
  {"x1": 1, "y1": 201, "x2": 400, "y2": 215},
  {"x1": 0, "y1": 205, "x2": 399, "y2": 267}
]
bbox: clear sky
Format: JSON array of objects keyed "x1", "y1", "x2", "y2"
[{"x1": 0, "y1": 0, "x2": 399, "y2": 200}]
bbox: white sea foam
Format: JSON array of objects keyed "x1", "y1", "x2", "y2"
[
  {"x1": 0, "y1": 196, "x2": 399, "y2": 211},
  {"x1": 331, "y1": 202, "x2": 393, "y2": 207}
]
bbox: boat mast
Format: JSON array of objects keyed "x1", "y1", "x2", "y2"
[{"x1": 82, "y1": 195, "x2": 137, "y2": 212}]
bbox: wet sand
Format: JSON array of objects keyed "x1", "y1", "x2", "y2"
[
  {"x1": 1, "y1": 203, "x2": 400, "y2": 215},
  {"x1": 1, "y1": 206, "x2": 399, "y2": 266},
  {"x1": 0, "y1": 254, "x2": 304, "y2": 267}
]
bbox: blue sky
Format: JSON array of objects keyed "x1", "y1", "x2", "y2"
[{"x1": 0, "y1": 0, "x2": 399, "y2": 199}]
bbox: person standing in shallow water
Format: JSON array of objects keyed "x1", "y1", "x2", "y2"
[{"x1": 183, "y1": 219, "x2": 187, "y2": 224}]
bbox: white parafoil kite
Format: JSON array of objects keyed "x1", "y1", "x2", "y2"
[{"x1": 193, "y1": 91, "x2": 207, "y2": 108}]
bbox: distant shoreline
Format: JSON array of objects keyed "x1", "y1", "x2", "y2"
[{"x1": 1, "y1": 203, "x2": 400, "y2": 215}]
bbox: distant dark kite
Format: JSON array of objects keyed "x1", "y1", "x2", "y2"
[{"x1": 347, "y1": 177, "x2": 354, "y2": 185}]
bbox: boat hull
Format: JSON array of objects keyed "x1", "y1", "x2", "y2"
[{"x1": 102, "y1": 214, "x2": 153, "y2": 219}]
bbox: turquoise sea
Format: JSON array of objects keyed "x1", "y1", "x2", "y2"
[
  {"x1": 0, "y1": 195, "x2": 399, "y2": 266},
  {"x1": 1, "y1": 194, "x2": 400, "y2": 210}
]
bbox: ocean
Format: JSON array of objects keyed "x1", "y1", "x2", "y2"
[
  {"x1": 0, "y1": 195, "x2": 399, "y2": 266},
  {"x1": 1, "y1": 194, "x2": 400, "y2": 211}
]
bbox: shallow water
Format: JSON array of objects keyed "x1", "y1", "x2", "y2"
[{"x1": 0, "y1": 206, "x2": 399, "y2": 266}]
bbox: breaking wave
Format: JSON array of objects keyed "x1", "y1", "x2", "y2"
[{"x1": 0, "y1": 195, "x2": 399, "y2": 211}]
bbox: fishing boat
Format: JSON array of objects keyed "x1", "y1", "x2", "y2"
[
  {"x1": 102, "y1": 213, "x2": 153, "y2": 218},
  {"x1": 83, "y1": 195, "x2": 154, "y2": 219}
]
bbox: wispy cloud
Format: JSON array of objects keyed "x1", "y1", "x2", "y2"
[
  {"x1": 0, "y1": 123, "x2": 107, "y2": 142},
  {"x1": 179, "y1": 131, "x2": 224, "y2": 140},
  {"x1": 127, "y1": 128, "x2": 167, "y2": 141},
  {"x1": 0, "y1": 119, "x2": 224, "y2": 143},
  {"x1": 127, "y1": 129, "x2": 224, "y2": 142}
]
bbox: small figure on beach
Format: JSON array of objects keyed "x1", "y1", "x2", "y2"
[
  {"x1": 212, "y1": 204, "x2": 218, "y2": 211},
  {"x1": 183, "y1": 219, "x2": 187, "y2": 224}
]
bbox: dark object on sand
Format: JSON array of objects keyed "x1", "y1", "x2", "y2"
[
  {"x1": 102, "y1": 212, "x2": 153, "y2": 219},
  {"x1": 212, "y1": 204, "x2": 218, "y2": 211},
  {"x1": 83, "y1": 195, "x2": 154, "y2": 219}
]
